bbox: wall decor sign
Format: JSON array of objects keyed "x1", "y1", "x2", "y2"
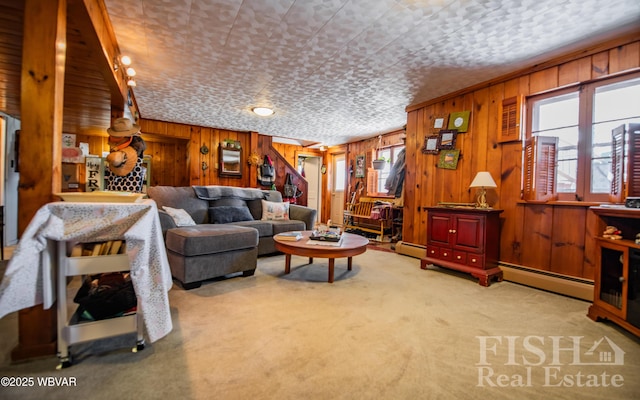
[
  {"x1": 437, "y1": 149, "x2": 460, "y2": 170},
  {"x1": 437, "y1": 129, "x2": 458, "y2": 150},
  {"x1": 422, "y1": 135, "x2": 440, "y2": 154},
  {"x1": 85, "y1": 156, "x2": 105, "y2": 192},
  {"x1": 355, "y1": 154, "x2": 365, "y2": 178},
  {"x1": 448, "y1": 111, "x2": 470, "y2": 132},
  {"x1": 431, "y1": 113, "x2": 449, "y2": 135},
  {"x1": 62, "y1": 133, "x2": 76, "y2": 148}
]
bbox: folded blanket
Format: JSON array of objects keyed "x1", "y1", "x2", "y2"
[{"x1": 193, "y1": 185, "x2": 266, "y2": 201}]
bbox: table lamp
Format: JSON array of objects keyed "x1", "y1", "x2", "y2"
[{"x1": 469, "y1": 172, "x2": 497, "y2": 209}]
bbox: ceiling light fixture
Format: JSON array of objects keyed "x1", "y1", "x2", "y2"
[
  {"x1": 252, "y1": 107, "x2": 274, "y2": 117},
  {"x1": 114, "y1": 55, "x2": 138, "y2": 87}
]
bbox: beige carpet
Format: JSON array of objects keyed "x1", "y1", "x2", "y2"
[{"x1": 0, "y1": 251, "x2": 639, "y2": 399}]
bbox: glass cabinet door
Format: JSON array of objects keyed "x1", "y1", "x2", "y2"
[
  {"x1": 628, "y1": 250, "x2": 640, "y2": 329},
  {"x1": 598, "y1": 245, "x2": 626, "y2": 313}
]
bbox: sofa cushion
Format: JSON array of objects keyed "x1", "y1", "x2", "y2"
[
  {"x1": 247, "y1": 191, "x2": 284, "y2": 220},
  {"x1": 209, "y1": 206, "x2": 254, "y2": 224},
  {"x1": 261, "y1": 200, "x2": 290, "y2": 221},
  {"x1": 210, "y1": 197, "x2": 247, "y2": 208},
  {"x1": 163, "y1": 206, "x2": 196, "y2": 226},
  {"x1": 227, "y1": 220, "x2": 274, "y2": 237},
  {"x1": 147, "y1": 186, "x2": 209, "y2": 224},
  {"x1": 165, "y1": 225, "x2": 258, "y2": 257}
]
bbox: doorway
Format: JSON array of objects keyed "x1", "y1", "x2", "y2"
[
  {"x1": 298, "y1": 155, "x2": 322, "y2": 223},
  {"x1": 1, "y1": 114, "x2": 19, "y2": 248},
  {"x1": 330, "y1": 153, "x2": 346, "y2": 225}
]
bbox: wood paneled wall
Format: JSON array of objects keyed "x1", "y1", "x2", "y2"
[
  {"x1": 403, "y1": 35, "x2": 640, "y2": 280},
  {"x1": 134, "y1": 119, "x2": 312, "y2": 205},
  {"x1": 72, "y1": 132, "x2": 190, "y2": 187}
]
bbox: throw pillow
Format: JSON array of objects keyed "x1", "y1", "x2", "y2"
[
  {"x1": 162, "y1": 206, "x2": 196, "y2": 227},
  {"x1": 261, "y1": 200, "x2": 290, "y2": 221},
  {"x1": 209, "y1": 206, "x2": 255, "y2": 224}
]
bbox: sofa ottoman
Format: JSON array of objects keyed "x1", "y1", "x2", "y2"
[{"x1": 165, "y1": 224, "x2": 259, "y2": 289}]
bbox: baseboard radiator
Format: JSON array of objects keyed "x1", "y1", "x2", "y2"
[
  {"x1": 394, "y1": 242, "x2": 594, "y2": 301},
  {"x1": 499, "y1": 262, "x2": 594, "y2": 301},
  {"x1": 394, "y1": 241, "x2": 426, "y2": 259}
]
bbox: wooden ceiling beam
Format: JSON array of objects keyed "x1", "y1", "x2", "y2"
[{"x1": 67, "y1": 0, "x2": 126, "y2": 114}]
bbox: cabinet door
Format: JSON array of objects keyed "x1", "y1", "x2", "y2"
[
  {"x1": 453, "y1": 215, "x2": 484, "y2": 252},
  {"x1": 596, "y1": 243, "x2": 627, "y2": 318},
  {"x1": 429, "y1": 213, "x2": 452, "y2": 246}
]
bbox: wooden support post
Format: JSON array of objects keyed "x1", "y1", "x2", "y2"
[
  {"x1": 12, "y1": 0, "x2": 67, "y2": 361},
  {"x1": 249, "y1": 131, "x2": 259, "y2": 187}
]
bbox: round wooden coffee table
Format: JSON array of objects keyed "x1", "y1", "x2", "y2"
[{"x1": 273, "y1": 231, "x2": 369, "y2": 283}]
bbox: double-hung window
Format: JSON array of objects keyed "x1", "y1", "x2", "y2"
[{"x1": 525, "y1": 72, "x2": 640, "y2": 202}]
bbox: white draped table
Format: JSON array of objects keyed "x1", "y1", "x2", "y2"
[{"x1": 0, "y1": 199, "x2": 173, "y2": 343}]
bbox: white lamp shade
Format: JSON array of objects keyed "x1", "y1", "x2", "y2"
[{"x1": 469, "y1": 171, "x2": 497, "y2": 188}]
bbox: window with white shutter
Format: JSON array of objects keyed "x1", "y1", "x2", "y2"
[{"x1": 524, "y1": 72, "x2": 640, "y2": 203}]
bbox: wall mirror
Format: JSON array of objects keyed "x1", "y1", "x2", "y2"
[{"x1": 219, "y1": 145, "x2": 242, "y2": 178}]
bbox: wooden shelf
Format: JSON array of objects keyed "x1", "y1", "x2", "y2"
[
  {"x1": 591, "y1": 206, "x2": 640, "y2": 219},
  {"x1": 595, "y1": 237, "x2": 640, "y2": 250}
]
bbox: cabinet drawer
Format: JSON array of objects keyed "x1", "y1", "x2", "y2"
[
  {"x1": 467, "y1": 254, "x2": 484, "y2": 268},
  {"x1": 426, "y1": 245, "x2": 439, "y2": 258},
  {"x1": 439, "y1": 247, "x2": 453, "y2": 260},
  {"x1": 453, "y1": 251, "x2": 467, "y2": 264}
]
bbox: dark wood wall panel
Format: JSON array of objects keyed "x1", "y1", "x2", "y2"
[
  {"x1": 498, "y1": 141, "x2": 524, "y2": 265},
  {"x1": 591, "y1": 51, "x2": 610, "y2": 78},
  {"x1": 521, "y1": 204, "x2": 553, "y2": 271},
  {"x1": 550, "y1": 206, "x2": 586, "y2": 277},
  {"x1": 610, "y1": 42, "x2": 640, "y2": 73}
]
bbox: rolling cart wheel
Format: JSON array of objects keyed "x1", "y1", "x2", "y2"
[{"x1": 56, "y1": 357, "x2": 72, "y2": 370}]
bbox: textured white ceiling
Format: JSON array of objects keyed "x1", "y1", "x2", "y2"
[{"x1": 103, "y1": 0, "x2": 640, "y2": 145}]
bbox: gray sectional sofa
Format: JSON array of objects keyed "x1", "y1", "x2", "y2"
[{"x1": 147, "y1": 185, "x2": 317, "y2": 289}]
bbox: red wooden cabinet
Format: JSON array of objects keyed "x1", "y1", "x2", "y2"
[{"x1": 421, "y1": 207, "x2": 503, "y2": 286}]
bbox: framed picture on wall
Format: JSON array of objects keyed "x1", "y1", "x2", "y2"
[
  {"x1": 448, "y1": 111, "x2": 470, "y2": 132},
  {"x1": 437, "y1": 130, "x2": 457, "y2": 149},
  {"x1": 430, "y1": 113, "x2": 449, "y2": 135},
  {"x1": 437, "y1": 149, "x2": 460, "y2": 170},
  {"x1": 422, "y1": 135, "x2": 440, "y2": 154},
  {"x1": 355, "y1": 154, "x2": 365, "y2": 178}
]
